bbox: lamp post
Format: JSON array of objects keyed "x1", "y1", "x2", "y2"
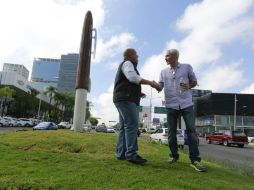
[
  {"x1": 37, "y1": 93, "x2": 42, "y2": 119},
  {"x1": 148, "y1": 87, "x2": 161, "y2": 129},
  {"x1": 241, "y1": 105, "x2": 247, "y2": 128},
  {"x1": 233, "y1": 94, "x2": 237, "y2": 131}
]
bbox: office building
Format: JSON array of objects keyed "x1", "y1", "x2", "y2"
[
  {"x1": 31, "y1": 58, "x2": 60, "y2": 90},
  {"x1": 57, "y1": 53, "x2": 79, "y2": 93},
  {"x1": 196, "y1": 93, "x2": 254, "y2": 135},
  {"x1": 3, "y1": 63, "x2": 29, "y2": 80}
]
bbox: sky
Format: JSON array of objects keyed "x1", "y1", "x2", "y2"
[{"x1": 0, "y1": 0, "x2": 254, "y2": 125}]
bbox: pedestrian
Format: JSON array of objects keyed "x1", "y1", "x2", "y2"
[
  {"x1": 113, "y1": 48, "x2": 158, "y2": 164},
  {"x1": 156, "y1": 49, "x2": 206, "y2": 172}
]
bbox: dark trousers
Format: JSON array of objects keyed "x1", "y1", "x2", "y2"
[{"x1": 167, "y1": 106, "x2": 201, "y2": 162}]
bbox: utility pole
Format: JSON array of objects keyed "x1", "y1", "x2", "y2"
[
  {"x1": 233, "y1": 94, "x2": 237, "y2": 131},
  {"x1": 149, "y1": 87, "x2": 152, "y2": 130},
  {"x1": 37, "y1": 98, "x2": 42, "y2": 119}
]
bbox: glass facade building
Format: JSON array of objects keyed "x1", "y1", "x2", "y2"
[
  {"x1": 31, "y1": 58, "x2": 60, "y2": 83},
  {"x1": 57, "y1": 53, "x2": 79, "y2": 93}
]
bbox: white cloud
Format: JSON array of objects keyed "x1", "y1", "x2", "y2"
[
  {"x1": 139, "y1": 53, "x2": 167, "y2": 105},
  {"x1": 0, "y1": 0, "x2": 105, "y2": 72},
  {"x1": 240, "y1": 83, "x2": 254, "y2": 94},
  {"x1": 198, "y1": 61, "x2": 245, "y2": 92},
  {"x1": 142, "y1": 0, "x2": 254, "y2": 95},
  {"x1": 90, "y1": 84, "x2": 118, "y2": 125},
  {"x1": 93, "y1": 32, "x2": 136, "y2": 64},
  {"x1": 167, "y1": 0, "x2": 254, "y2": 68},
  {"x1": 92, "y1": 0, "x2": 254, "y2": 123}
]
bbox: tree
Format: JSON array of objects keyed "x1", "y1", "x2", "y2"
[
  {"x1": 85, "y1": 101, "x2": 91, "y2": 122},
  {"x1": 44, "y1": 86, "x2": 57, "y2": 120},
  {"x1": 44, "y1": 86, "x2": 56, "y2": 105},
  {"x1": 0, "y1": 87, "x2": 16, "y2": 116},
  {"x1": 89, "y1": 117, "x2": 98, "y2": 126}
]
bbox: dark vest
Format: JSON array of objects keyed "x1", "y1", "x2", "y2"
[{"x1": 113, "y1": 60, "x2": 141, "y2": 105}]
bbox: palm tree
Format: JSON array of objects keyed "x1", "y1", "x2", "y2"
[
  {"x1": 85, "y1": 101, "x2": 91, "y2": 122},
  {"x1": 44, "y1": 86, "x2": 57, "y2": 120},
  {"x1": 44, "y1": 86, "x2": 56, "y2": 105},
  {"x1": 0, "y1": 87, "x2": 16, "y2": 116}
]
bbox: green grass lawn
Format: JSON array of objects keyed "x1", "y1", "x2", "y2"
[{"x1": 0, "y1": 130, "x2": 253, "y2": 190}]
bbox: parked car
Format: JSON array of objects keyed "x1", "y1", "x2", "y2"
[
  {"x1": 178, "y1": 129, "x2": 200, "y2": 145},
  {"x1": 206, "y1": 130, "x2": 248, "y2": 148},
  {"x1": 247, "y1": 134, "x2": 254, "y2": 143},
  {"x1": 95, "y1": 125, "x2": 107, "y2": 133},
  {"x1": 16, "y1": 118, "x2": 34, "y2": 127},
  {"x1": 146, "y1": 128, "x2": 157, "y2": 134},
  {"x1": 33, "y1": 122, "x2": 58, "y2": 130},
  {"x1": 83, "y1": 124, "x2": 92, "y2": 132},
  {"x1": 106, "y1": 127, "x2": 115, "y2": 133},
  {"x1": 176, "y1": 129, "x2": 185, "y2": 148},
  {"x1": 150, "y1": 128, "x2": 168, "y2": 144},
  {"x1": 0, "y1": 117, "x2": 11, "y2": 127},
  {"x1": 150, "y1": 128, "x2": 186, "y2": 146},
  {"x1": 58, "y1": 122, "x2": 72, "y2": 129}
]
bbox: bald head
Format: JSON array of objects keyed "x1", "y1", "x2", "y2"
[{"x1": 123, "y1": 48, "x2": 138, "y2": 64}]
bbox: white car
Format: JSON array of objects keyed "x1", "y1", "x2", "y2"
[
  {"x1": 248, "y1": 135, "x2": 254, "y2": 143},
  {"x1": 83, "y1": 124, "x2": 92, "y2": 132},
  {"x1": 150, "y1": 128, "x2": 168, "y2": 144},
  {"x1": 150, "y1": 128, "x2": 185, "y2": 148},
  {"x1": 176, "y1": 129, "x2": 185, "y2": 148},
  {"x1": 16, "y1": 118, "x2": 34, "y2": 127},
  {"x1": 106, "y1": 127, "x2": 115, "y2": 133},
  {"x1": 58, "y1": 122, "x2": 72, "y2": 129}
]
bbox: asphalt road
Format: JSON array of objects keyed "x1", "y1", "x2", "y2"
[
  {"x1": 142, "y1": 133, "x2": 254, "y2": 170},
  {"x1": 198, "y1": 138, "x2": 254, "y2": 170},
  {"x1": 0, "y1": 127, "x2": 28, "y2": 132}
]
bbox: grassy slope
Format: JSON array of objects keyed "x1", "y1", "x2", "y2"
[{"x1": 0, "y1": 130, "x2": 253, "y2": 190}]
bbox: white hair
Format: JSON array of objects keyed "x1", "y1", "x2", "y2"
[{"x1": 166, "y1": 49, "x2": 179, "y2": 58}]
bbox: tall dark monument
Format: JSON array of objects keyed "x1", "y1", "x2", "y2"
[{"x1": 73, "y1": 11, "x2": 93, "y2": 132}]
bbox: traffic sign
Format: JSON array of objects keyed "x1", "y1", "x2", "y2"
[
  {"x1": 137, "y1": 106, "x2": 143, "y2": 112},
  {"x1": 154, "y1": 106, "x2": 167, "y2": 114}
]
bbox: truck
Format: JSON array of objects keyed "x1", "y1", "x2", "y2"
[{"x1": 206, "y1": 130, "x2": 248, "y2": 148}]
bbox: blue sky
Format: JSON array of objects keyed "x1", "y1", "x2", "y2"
[{"x1": 0, "y1": 0, "x2": 254, "y2": 124}]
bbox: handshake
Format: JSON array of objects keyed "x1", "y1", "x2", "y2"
[{"x1": 151, "y1": 80, "x2": 162, "y2": 92}]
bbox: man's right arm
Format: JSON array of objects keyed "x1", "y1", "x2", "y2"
[{"x1": 122, "y1": 61, "x2": 158, "y2": 88}]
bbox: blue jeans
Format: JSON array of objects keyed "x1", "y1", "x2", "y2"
[
  {"x1": 167, "y1": 106, "x2": 201, "y2": 162},
  {"x1": 114, "y1": 101, "x2": 138, "y2": 160}
]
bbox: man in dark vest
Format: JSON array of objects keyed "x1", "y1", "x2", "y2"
[{"x1": 113, "y1": 48, "x2": 160, "y2": 164}]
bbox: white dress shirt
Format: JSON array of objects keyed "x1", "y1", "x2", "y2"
[{"x1": 122, "y1": 61, "x2": 142, "y2": 85}]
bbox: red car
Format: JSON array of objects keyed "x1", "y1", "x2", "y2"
[{"x1": 206, "y1": 130, "x2": 248, "y2": 148}]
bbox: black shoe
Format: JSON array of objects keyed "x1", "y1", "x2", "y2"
[
  {"x1": 116, "y1": 155, "x2": 126, "y2": 160},
  {"x1": 167, "y1": 157, "x2": 178, "y2": 164},
  {"x1": 127, "y1": 155, "x2": 147, "y2": 164},
  {"x1": 190, "y1": 161, "x2": 206, "y2": 172}
]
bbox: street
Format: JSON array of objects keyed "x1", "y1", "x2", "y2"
[
  {"x1": 0, "y1": 127, "x2": 27, "y2": 132},
  {"x1": 198, "y1": 138, "x2": 254, "y2": 170},
  {"x1": 141, "y1": 133, "x2": 254, "y2": 170}
]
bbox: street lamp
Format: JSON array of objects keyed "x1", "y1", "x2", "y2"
[
  {"x1": 241, "y1": 105, "x2": 247, "y2": 128},
  {"x1": 148, "y1": 87, "x2": 161, "y2": 129},
  {"x1": 37, "y1": 93, "x2": 42, "y2": 119},
  {"x1": 233, "y1": 94, "x2": 237, "y2": 131}
]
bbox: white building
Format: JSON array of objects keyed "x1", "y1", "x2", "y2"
[
  {"x1": 138, "y1": 106, "x2": 151, "y2": 128},
  {"x1": 3, "y1": 63, "x2": 29, "y2": 80},
  {"x1": 0, "y1": 71, "x2": 51, "y2": 105}
]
